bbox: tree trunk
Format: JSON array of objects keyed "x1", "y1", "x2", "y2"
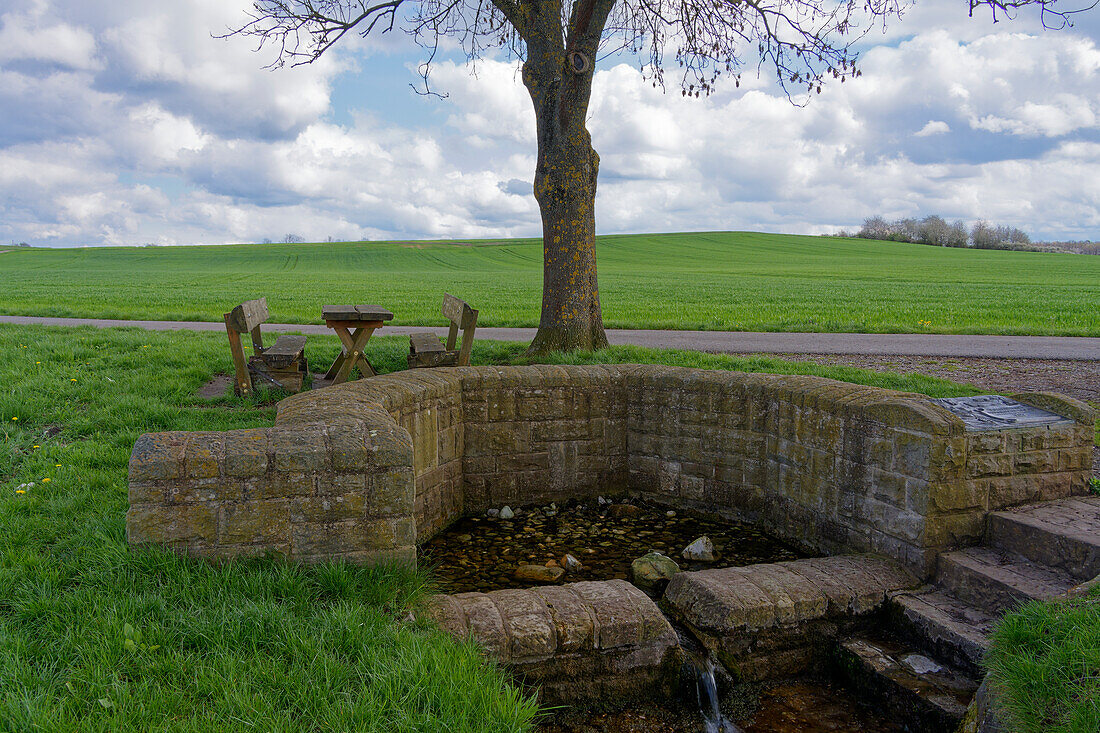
[
  {"x1": 527, "y1": 136, "x2": 609, "y2": 354},
  {"x1": 521, "y1": 33, "x2": 611, "y2": 355}
]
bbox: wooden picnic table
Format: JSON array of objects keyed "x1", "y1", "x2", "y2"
[{"x1": 321, "y1": 305, "x2": 394, "y2": 384}]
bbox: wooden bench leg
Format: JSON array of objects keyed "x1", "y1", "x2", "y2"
[
  {"x1": 457, "y1": 322, "x2": 476, "y2": 367},
  {"x1": 224, "y1": 313, "x2": 252, "y2": 396}
]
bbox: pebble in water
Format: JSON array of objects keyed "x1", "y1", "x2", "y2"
[
  {"x1": 683, "y1": 536, "x2": 717, "y2": 562},
  {"x1": 500, "y1": 506, "x2": 515, "y2": 519},
  {"x1": 420, "y1": 497, "x2": 804, "y2": 594}
]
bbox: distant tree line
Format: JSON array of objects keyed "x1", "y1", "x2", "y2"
[
  {"x1": 846, "y1": 215, "x2": 1032, "y2": 249},
  {"x1": 837, "y1": 216, "x2": 1097, "y2": 254}
]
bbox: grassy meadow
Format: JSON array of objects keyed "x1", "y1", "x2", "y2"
[
  {"x1": 3, "y1": 231, "x2": 1099, "y2": 335},
  {"x1": 986, "y1": 587, "x2": 1100, "y2": 733},
  {"x1": 0, "y1": 322, "x2": 989, "y2": 729}
]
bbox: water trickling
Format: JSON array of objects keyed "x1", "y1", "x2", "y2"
[{"x1": 691, "y1": 652, "x2": 743, "y2": 733}]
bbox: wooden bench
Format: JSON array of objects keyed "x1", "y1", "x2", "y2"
[
  {"x1": 223, "y1": 298, "x2": 307, "y2": 395},
  {"x1": 408, "y1": 294, "x2": 478, "y2": 369}
]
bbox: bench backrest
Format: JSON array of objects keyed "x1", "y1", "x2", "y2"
[
  {"x1": 441, "y1": 293, "x2": 478, "y2": 366},
  {"x1": 225, "y1": 298, "x2": 269, "y2": 334}
]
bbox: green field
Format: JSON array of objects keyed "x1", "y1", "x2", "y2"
[{"x1": 3, "y1": 232, "x2": 1099, "y2": 335}]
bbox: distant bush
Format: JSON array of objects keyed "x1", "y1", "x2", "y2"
[
  {"x1": 854, "y1": 215, "x2": 1030, "y2": 251},
  {"x1": 1031, "y1": 240, "x2": 1100, "y2": 255},
  {"x1": 283, "y1": 234, "x2": 305, "y2": 244}
]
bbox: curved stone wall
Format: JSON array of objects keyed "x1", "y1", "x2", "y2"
[{"x1": 127, "y1": 365, "x2": 1095, "y2": 577}]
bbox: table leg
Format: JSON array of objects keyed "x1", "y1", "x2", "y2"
[
  {"x1": 324, "y1": 348, "x2": 347, "y2": 380},
  {"x1": 333, "y1": 327, "x2": 377, "y2": 384}
]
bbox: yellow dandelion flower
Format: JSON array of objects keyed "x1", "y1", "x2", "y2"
[
  {"x1": 32, "y1": 445, "x2": 39, "y2": 449},
  {"x1": 10, "y1": 417, "x2": 17, "y2": 421},
  {"x1": 41, "y1": 478, "x2": 51, "y2": 483},
  {"x1": 71, "y1": 378, "x2": 77, "y2": 382},
  {"x1": 55, "y1": 464, "x2": 61, "y2": 468},
  {"x1": 15, "y1": 490, "x2": 25, "y2": 495}
]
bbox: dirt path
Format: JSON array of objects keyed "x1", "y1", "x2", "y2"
[{"x1": 2, "y1": 315, "x2": 1100, "y2": 360}]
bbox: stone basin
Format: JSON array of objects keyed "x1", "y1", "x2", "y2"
[{"x1": 124, "y1": 365, "x2": 1095, "y2": 710}]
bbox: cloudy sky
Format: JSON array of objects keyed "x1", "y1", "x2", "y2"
[{"x1": 2, "y1": 0, "x2": 1099, "y2": 246}]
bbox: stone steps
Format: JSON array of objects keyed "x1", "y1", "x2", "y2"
[
  {"x1": 936, "y1": 546, "x2": 1078, "y2": 616},
  {"x1": 889, "y1": 588, "x2": 995, "y2": 677},
  {"x1": 986, "y1": 496, "x2": 1100, "y2": 581},
  {"x1": 834, "y1": 634, "x2": 979, "y2": 732}
]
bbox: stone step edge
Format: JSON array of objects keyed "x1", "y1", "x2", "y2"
[
  {"x1": 936, "y1": 547, "x2": 1077, "y2": 615},
  {"x1": 986, "y1": 510, "x2": 1100, "y2": 582},
  {"x1": 832, "y1": 635, "x2": 980, "y2": 732},
  {"x1": 887, "y1": 588, "x2": 993, "y2": 678}
]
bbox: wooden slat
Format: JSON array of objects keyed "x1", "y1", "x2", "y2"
[
  {"x1": 441, "y1": 293, "x2": 477, "y2": 330},
  {"x1": 262, "y1": 335, "x2": 306, "y2": 369},
  {"x1": 355, "y1": 304, "x2": 394, "y2": 321},
  {"x1": 322, "y1": 305, "x2": 360, "y2": 321},
  {"x1": 410, "y1": 333, "x2": 445, "y2": 353},
  {"x1": 408, "y1": 350, "x2": 457, "y2": 369},
  {"x1": 226, "y1": 298, "x2": 268, "y2": 333},
  {"x1": 323, "y1": 305, "x2": 394, "y2": 321}
]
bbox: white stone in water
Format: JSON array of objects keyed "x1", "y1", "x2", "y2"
[
  {"x1": 901, "y1": 654, "x2": 943, "y2": 675},
  {"x1": 682, "y1": 536, "x2": 716, "y2": 562},
  {"x1": 500, "y1": 506, "x2": 515, "y2": 520},
  {"x1": 666, "y1": 510, "x2": 676, "y2": 517},
  {"x1": 486, "y1": 508, "x2": 499, "y2": 518},
  {"x1": 597, "y1": 496, "x2": 608, "y2": 505}
]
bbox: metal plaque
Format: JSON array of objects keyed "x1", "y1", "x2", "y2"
[{"x1": 931, "y1": 395, "x2": 1071, "y2": 432}]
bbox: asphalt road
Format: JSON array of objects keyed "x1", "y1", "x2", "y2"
[{"x1": 3, "y1": 315, "x2": 1099, "y2": 360}]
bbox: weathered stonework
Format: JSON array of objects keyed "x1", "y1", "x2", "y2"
[
  {"x1": 127, "y1": 365, "x2": 1095, "y2": 577},
  {"x1": 663, "y1": 554, "x2": 920, "y2": 679},
  {"x1": 424, "y1": 579, "x2": 681, "y2": 704}
]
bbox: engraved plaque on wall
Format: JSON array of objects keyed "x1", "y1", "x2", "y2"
[{"x1": 931, "y1": 395, "x2": 1072, "y2": 432}]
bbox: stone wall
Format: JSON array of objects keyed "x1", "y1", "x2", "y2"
[
  {"x1": 127, "y1": 365, "x2": 1096, "y2": 577},
  {"x1": 459, "y1": 365, "x2": 631, "y2": 514},
  {"x1": 127, "y1": 421, "x2": 416, "y2": 564},
  {"x1": 622, "y1": 368, "x2": 1096, "y2": 575}
]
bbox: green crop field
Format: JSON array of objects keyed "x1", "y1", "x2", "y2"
[{"x1": 3, "y1": 231, "x2": 1098, "y2": 335}]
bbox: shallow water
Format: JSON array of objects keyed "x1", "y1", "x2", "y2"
[
  {"x1": 419, "y1": 497, "x2": 805, "y2": 593},
  {"x1": 535, "y1": 676, "x2": 905, "y2": 733}
]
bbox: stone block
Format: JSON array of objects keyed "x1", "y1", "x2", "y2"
[
  {"x1": 570, "y1": 580, "x2": 642, "y2": 650},
  {"x1": 366, "y1": 423, "x2": 414, "y2": 468},
  {"x1": 270, "y1": 427, "x2": 328, "y2": 473},
  {"x1": 220, "y1": 500, "x2": 291, "y2": 545},
  {"x1": 893, "y1": 433, "x2": 932, "y2": 478},
  {"x1": 127, "y1": 502, "x2": 217, "y2": 544},
  {"x1": 129, "y1": 433, "x2": 187, "y2": 482},
  {"x1": 489, "y1": 589, "x2": 557, "y2": 660},
  {"x1": 327, "y1": 427, "x2": 370, "y2": 472},
  {"x1": 291, "y1": 493, "x2": 368, "y2": 523},
  {"x1": 223, "y1": 429, "x2": 271, "y2": 477},
  {"x1": 184, "y1": 433, "x2": 223, "y2": 479},
  {"x1": 966, "y1": 453, "x2": 1013, "y2": 480},
  {"x1": 967, "y1": 433, "x2": 1006, "y2": 455},
  {"x1": 369, "y1": 469, "x2": 414, "y2": 516},
  {"x1": 454, "y1": 592, "x2": 509, "y2": 661}
]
